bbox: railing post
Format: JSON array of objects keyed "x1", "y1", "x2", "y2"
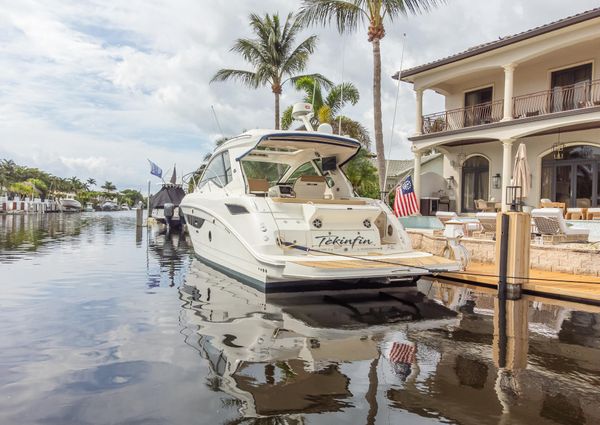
[{"x1": 415, "y1": 88, "x2": 424, "y2": 136}]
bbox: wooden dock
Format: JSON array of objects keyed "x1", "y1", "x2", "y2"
[{"x1": 441, "y1": 262, "x2": 600, "y2": 304}]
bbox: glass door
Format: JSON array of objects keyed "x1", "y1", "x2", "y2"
[
  {"x1": 575, "y1": 163, "x2": 593, "y2": 207},
  {"x1": 554, "y1": 165, "x2": 572, "y2": 205}
]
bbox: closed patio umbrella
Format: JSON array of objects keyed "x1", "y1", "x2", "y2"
[{"x1": 512, "y1": 143, "x2": 531, "y2": 198}]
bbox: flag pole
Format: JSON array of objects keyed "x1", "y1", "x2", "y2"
[{"x1": 147, "y1": 179, "x2": 151, "y2": 218}]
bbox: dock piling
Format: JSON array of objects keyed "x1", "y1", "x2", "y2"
[{"x1": 495, "y1": 212, "x2": 531, "y2": 300}]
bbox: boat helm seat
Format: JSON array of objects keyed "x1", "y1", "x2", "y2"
[
  {"x1": 293, "y1": 175, "x2": 327, "y2": 199},
  {"x1": 247, "y1": 178, "x2": 270, "y2": 195}
]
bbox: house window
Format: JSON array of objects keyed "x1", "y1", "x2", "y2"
[
  {"x1": 550, "y1": 63, "x2": 592, "y2": 112},
  {"x1": 464, "y1": 87, "x2": 493, "y2": 127}
]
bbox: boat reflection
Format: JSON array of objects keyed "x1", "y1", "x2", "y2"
[
  {"x1": 179, "y1": 262, "x2": 459, "y2": 419},
  {"x1": 178, "y1": 270, "x2": 600, "y2": 423}
]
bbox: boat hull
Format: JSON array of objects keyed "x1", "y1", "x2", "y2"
[
  {"x1": 59, "y1": 199, "x2": 82, "y2": 212},
  {"x1": 185, "y1": 208, "x2": 458, "y2": 293}
]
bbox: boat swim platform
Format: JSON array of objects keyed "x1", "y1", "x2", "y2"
[
  {"x1": 291, "y1": 254, "x2": 457, "y2": 270},
  {"x1": 440, "y1": 262, "x2": 600, "y2": 305}
]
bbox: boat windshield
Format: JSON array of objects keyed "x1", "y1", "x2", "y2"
[{"x1": 241, "y1": 160, "x2": 291, "y2": 186}]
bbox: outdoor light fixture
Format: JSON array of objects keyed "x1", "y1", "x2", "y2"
[
  {"x1": 492, "y1": 173, "x2": 501, "y2": 189},
  {"x1": 446, "y1": 176, "x2": 455, "y2": 189},
  {"x1": 457, "y1": 151, "x2": 467, "y2": 167},
  {"x1": 552, "y1": 131, "x2": 565, "y2": 160},
  {"x1": 505, "y1": 185, "x2": 522, "y2": 212}
]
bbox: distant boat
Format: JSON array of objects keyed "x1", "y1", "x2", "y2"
[
  {"x1": 120, "y1": 204, "x2": 131, "y2": 211},
  {"x1": 150, "y1": 183, "x2": 186, "y2": 229},
  {"x1": 84, "y1": 203, "x2": 94, "y2": 212},
  {"x1": 100, "y1": 200, "x2": 119, "y2": 211},
  {"x1": 59, "y1": 193, "x2": 82, "y2": 212}
]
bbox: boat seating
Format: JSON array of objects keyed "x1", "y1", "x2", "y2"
[
  {"x1": 293, "y1": 175, "x2": 327, "y2": 199},
  {"x1": 474, "y1": 212, "x2": 497, "y2": 239},
  {"x1": 247, "y1": 178, "x2": 270, "y2": 195},
  {"x1": 531, "y1": 208, "x2": 589, "y2": 244}
]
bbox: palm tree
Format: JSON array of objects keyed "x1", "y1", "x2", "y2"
[
  {"x1": 281, "y1": 76, "x2": 370, "y2": 147},
  {"x1": 87, "y1": 178, "x2": 96, "y2": 187},
  {"x1": 211, "y1": 12, "x2": 332, "y2": 129},
  {"x1": 299, "y1": 0, "x2": 444, "y2": 195},
  {"x1": 101, "y1": 181, "x2": 117, "y2": 193}
]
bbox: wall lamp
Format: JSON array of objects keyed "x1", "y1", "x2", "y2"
[{"x1": 492, "y1": 173, "x2": 502, "y2": 189}]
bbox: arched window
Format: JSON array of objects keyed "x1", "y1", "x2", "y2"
[{"x1": 462, "y1": 155, "x2": 489, "y2": 212}]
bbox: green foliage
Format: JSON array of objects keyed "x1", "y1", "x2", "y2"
[
  {"x1": 211, "y1": 12, "x2": 332, "y2": 127},
  {"x1": 101, "y1": 181, "x2": 117, "y2": 192},
  {"x1": 343, "y1": 149, "x2": 379, "y2": 198},
  {"x1": 119, "y1": 189, "x2": 143, "y2": 206}
]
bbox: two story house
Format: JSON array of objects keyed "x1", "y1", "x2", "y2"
[{"x1": 398, "y1": 8, "x2": 600, "y2": 212}]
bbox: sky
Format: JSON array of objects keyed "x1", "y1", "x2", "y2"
[{"x1": 1, "y1": 0, "x2": 598, "y2": 189}]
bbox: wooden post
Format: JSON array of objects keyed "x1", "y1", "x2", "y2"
[
  {"x1": 495, "y1": 212, "x2": 530, "y2": 297},
  {"x1": 493, "y1": 298, "x2": 528, "y2": 370},
  {"x1": 136, "y1": 208, "x2": 143, "y2": 227}
]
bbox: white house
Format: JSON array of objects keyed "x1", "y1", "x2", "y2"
[{"x1": 398, "y1": 8, "x2": 600, "y2": 212}]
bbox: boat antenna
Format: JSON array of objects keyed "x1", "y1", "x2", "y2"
[
  {"x1": 211, "y1": 105, "x2": 224, "y2": 136},
  {"x1": 338, "y1": 34, "x2": 346, "y2": 135},
  {"x1": 383, "y1": 33, "x2": 407, "y2": 199}
]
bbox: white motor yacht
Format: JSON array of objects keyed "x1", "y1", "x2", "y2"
[
  {"x1": 59, "y1": 193, "x2": 82, "y2": 212},
  {"x1": 181, "y1": 108, "x2": 460, "y2": 292}
]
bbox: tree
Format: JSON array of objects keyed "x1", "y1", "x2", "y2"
[
  {"x1": 87, "y1": 178, "x2": 96, "y2": 187},
  {"x1": 211, "y1": 12, "x2": 332, "y2": 129},
  {"x1": 101, "y1": 181, "x2": 117, "y2": 192},
  {"x1": 299, "y1": 0, "x2": 443, "y2": 194},
  {"x1": 344, "y1": 149, "x2": 379, "y2": 198},
  {"x1": 281, "y1": 76, "x2": 370, "y2": 147}
]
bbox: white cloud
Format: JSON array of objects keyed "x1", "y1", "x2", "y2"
[{"x1": 0, "y1": 0, "x2": 598, "y2": 188}]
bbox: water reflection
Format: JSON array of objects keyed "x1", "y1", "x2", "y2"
[{"x1": 1, "y1": 214, "x2": 600, "y2": 425}]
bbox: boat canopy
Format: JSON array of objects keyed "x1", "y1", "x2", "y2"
[
  {"x1": 236, "y1": 132, "x2": 361, "y2": 167},
  {"x1": 150, "y1": 184, "x2": 186, "y2": 209}
]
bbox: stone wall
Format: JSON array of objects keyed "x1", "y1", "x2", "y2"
[{"x1": 408, "y1": 230, "x2": 600, "y2": 277}]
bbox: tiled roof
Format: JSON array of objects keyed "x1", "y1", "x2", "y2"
[{"x1": 396, "y1": 7, "x2": 600, "y2": 80}]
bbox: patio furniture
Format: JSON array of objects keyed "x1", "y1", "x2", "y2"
[
  {"x1": 435, "y1": 211, "x2": 458, "y2": 225},
  {"x1": 531, "y1": 208, "x2": 590, "y2": 244},
  {"x1": 587, "y1": 208, "x2": 600, "y2": 220},
  {"x1": 540, "y1": 201, "x2": 566, "y2": 214},
  {"x1": 475, "y1": 199, "x2": 494, "y2": 212},
  {"x1": 566, "y1": 208, "x2": 587, "y2": 220},
  {"x1": 438, "y1": 196, "x2": 451, "y2": 212},
  {"x1": 474, "y1": 212, "x2": 497, "y2": 239}
]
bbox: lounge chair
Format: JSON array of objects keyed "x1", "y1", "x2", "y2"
[
  {"x1": 475, "y1": 199, "x2": 494, "y2": 212},
  {"x1": 474, "y1": 212, "x2": 497, "y2": 239},
  {"x1": 587, "y1": 208, "x2": 600, "y2": 220},
  {"x1": 435, "y1": 211, "x2": 458, "y2": 225},
  {"x1": 531, "y1": 208, "x2": 589, "y2": 243},
  {"x1": 566, "y1": 207, "x2": 586, "y2": 220}
]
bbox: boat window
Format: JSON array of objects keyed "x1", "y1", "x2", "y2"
[
  {"x1": 285, "y1": 161, "x2": 320, "y2": 184},
  {"x1": 241, "y1": 161, "x2": 291, "y2": 186},
  {"x1": 223, "y1": 151, "x2": 232, "y2": 184},
  {"x1": 199, "y1": 153, "x2": 229, "y2": 188}
]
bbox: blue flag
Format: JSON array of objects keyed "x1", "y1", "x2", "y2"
[{"x1": 148, "y1": 159, "x2": 162, "y2": 178}]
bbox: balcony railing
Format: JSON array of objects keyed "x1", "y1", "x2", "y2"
[
  {"x1": 422, "y1": 100, "x2": 504, "y2": 134},
  {"x1": 513, "y1": 79, "x2": 600, "y2": 118},
  {"x1": 421, "y1": 79, "x2": 600, "y2": 135}
]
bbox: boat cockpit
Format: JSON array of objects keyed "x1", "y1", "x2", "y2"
[{"x1": 238, "y1": 134, "x2": 361, "y2": 204}]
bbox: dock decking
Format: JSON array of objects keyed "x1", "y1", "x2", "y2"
[{"x1": 442, "y1": 262, "x2": 600, "y2": 303}]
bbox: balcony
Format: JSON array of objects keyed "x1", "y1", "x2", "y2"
[{"x1": 421, "y1": 79, "x2": 600, "y2": 135}]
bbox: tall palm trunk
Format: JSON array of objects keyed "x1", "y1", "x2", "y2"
[
  {"x1": 372, "y1": 38, "x2": 385, "y2": 198},
  {"x1": 274, "y1": 92, "x2": 280, "y2": 130}
]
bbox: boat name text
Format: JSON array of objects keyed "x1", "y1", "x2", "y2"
[{"x1": 314, "y1": 235, "x2": 373, "y2": 248}]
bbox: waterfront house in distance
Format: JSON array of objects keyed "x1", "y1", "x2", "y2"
[{"x1": 398, "y1": 8, "x2": 600, "y2": 213}]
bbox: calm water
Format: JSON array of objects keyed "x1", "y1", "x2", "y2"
[{"x1": 1, "y1": 212, "x2": 599, "y2": 425}]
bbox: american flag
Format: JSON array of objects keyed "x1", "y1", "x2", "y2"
[
  {"x1": 393, "y1": 176, "x2": 419, "y2": 217},
  {"x1": 389, "y1": 342, "x2": 416, "y2": 364},
  {"x1": 388, "y1": 342, "x2": 416, "y2": 380}
]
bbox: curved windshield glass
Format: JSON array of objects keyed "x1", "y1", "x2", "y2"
[
  {"x1": 241, "y1": 160, "x2": 291, "y2": 186},
  {"x1": 285, "y1": 161, "x2": 319, "y2": 184}
]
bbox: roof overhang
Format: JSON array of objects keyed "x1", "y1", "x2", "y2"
[{"x1": 394, "y1": 7, "x2": 600, "y2": 81}]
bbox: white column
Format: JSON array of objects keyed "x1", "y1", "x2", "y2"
[
  {"x1": 413, "y1": 150, "x2": 423, "y2": 202},
  {"x1": 415, "y1": 89, "x2": 424, "y2": 135},
  {"x1": 501, "y1": 139, "x2": 514, "y2": 212},
  {"x1": 502, "y1": 64, "x2": 516, "y2": 121}
]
